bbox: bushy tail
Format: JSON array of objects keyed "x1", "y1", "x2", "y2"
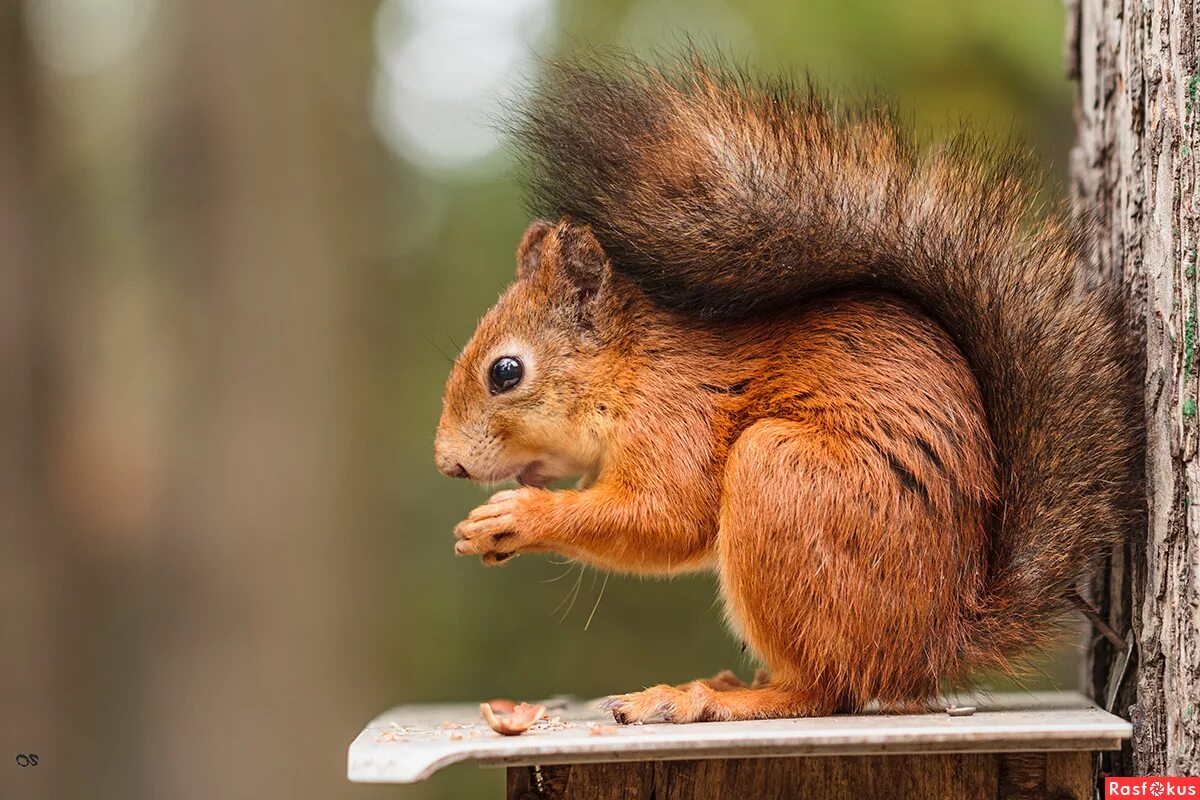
[{"x1": 513, "y1": 52, "x2": 1142, "y2": 664}]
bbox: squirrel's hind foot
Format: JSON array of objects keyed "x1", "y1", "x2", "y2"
[
  {"x1": 599, "y1": 678, "x2": 828, "y2": 724},
  {"x1": 685, "y1": 668, "x2": 770, "y2": 692}
]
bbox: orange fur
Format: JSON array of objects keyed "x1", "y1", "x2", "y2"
[
  {"x1": 434, "y1": 53, "x2": 1142, "y2": 723},
  {"x1": 438, "y1": 224, "x2": 1000, "y2": 719}
]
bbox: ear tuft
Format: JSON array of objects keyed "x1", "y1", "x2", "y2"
[
  {"x1": 557, "y1": 224, "x2": 610, "y2": 300},
  {"x1": 515, "y1": 219, "x2": 555, "y2": 280}
]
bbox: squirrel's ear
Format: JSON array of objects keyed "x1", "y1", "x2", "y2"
[
  {"x1": 557, "y1": 223, "x2": 611, "y2": 305},
  {"x1": 515, "y1": 219, "x2": 555, "y2": 280}
]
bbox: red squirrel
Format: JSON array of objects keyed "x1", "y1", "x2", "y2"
[{"x1": 433, "y1": 54, "x2": 1141, "y2": 723}]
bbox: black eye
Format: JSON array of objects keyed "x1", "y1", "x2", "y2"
[{"x1": 488, "y1": 356, "x2": 523, "y2": 393}]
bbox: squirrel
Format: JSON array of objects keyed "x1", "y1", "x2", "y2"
[{"x1": 433, "y1": 53, "x2": 1142, "y2": 723}]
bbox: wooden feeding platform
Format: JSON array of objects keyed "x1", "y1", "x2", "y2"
[{"x1": 347, "y1": 690, "x2": 1129, "y2": 799}]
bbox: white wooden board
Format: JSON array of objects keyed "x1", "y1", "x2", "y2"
[{"x1": 347, "y1": 691, "x2": 1129, "y2": 783}]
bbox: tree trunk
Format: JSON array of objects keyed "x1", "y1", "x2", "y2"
[
  {"x1": 1071, "y1": 0, "x2": 1200, "y2": 776},
  {"x1": 140, "y1": 2, "x2": 377, "y2": 797},
  {"x1": 0, "y1": 6, "x2": 62, "y2": 798},
  {"x1": 0, "y1": 3, "x2": 378, "y2": 798}
]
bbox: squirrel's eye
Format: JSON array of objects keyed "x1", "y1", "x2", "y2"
[{"x1": 488, "y1": 356, "x2": 523, "y2": 394}]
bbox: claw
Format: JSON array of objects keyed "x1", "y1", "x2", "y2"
[
  {"x1": 598, "y1": 692, "x2": 679, "y2": 724},
  {"x1": 481, "y1": 551, "x2": 516, "y2": 566},
  {"x1": 598, "y1": 696, "x2": 636, "y2": 725}
]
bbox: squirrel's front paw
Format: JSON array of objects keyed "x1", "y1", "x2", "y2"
[{"x1": 454, "y1": 488, "x2": 549, "y2": 566}]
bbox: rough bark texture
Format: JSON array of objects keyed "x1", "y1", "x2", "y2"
[{"x1": 1071, "y1": 0, "x2": 1200, "y2": 776}]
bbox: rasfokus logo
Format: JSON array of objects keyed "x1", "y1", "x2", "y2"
[{"x1": 1107, "y1": 778, "x2": 1200, "y2": 797}]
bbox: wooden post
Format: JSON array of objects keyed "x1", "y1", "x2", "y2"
[
  {"x1": 1070, "y1": 0, "x2": 1200, "y2": 776},
  {"x1": 506, "y1": 752, "x2": 1094, "y2": 800}
]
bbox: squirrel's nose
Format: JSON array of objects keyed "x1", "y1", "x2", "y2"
[
  {"x1": 434, "y1": 430, "x2": 472, "y2": 479},
  {"x1": 436, "y1": 455, "x2": 471, "y2": 479}
]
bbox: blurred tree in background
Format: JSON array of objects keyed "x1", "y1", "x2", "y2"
[{"x1": 0, "y1": 1, "x2": 1074, "y2": 799}]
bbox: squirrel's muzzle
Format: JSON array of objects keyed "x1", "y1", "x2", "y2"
[{"x1": 435, "y1": 452, "x2": 471, "y2": 480}]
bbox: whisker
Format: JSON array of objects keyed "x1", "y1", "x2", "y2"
[
  {"x1": 558, "y1": 564, "x2": 586, "y2": 623},
  {"x1": 584, "y1": 572, "x2": 610, "y2": 631},
  {"x1": 550, "y1": 563, "x2": 584, "y2": 618},
  {"x1": 540, "y1": 564, "x2": 577, "y2": 584},
  {"x1": 446, "y1": 331, "x2": 466, "y2": 360},
  {"x1": 422, "y1": 334, "x2": 458, "y2": 367}
]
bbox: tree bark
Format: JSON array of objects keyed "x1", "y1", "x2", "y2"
[{"x1": 1071, "y1": 0, "x2": 1200, "y2": 776}]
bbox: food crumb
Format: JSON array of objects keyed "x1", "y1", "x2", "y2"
[
  {"x1": 480, "y1": 701, "x2": 547, "y2": 736},
  {"x1": 589, "y1": 724, "x2": 618, "y2": 736},
  {"x1": 484, "y1": 698, "x2": 517, "y2": 714}
]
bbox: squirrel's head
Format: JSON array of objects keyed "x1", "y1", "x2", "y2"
[{"x1": 434, "y1": 219, "x2": 623, "y2": 487}]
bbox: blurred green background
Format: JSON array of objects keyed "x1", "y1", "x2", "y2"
[{"x1": 0, "y1": 1, "x2": 1080, "y2": 798}]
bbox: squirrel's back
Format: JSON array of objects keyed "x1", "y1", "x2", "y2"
[{"x1": 514, "y1": 52, "x2": 1142, "y2": 667}]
